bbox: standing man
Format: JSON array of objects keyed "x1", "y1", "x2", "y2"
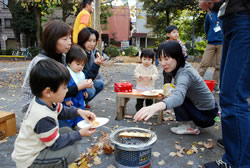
[
  {"x1": 198, "y1": 9, "x2": 222, "y2": 92},
  {"x1": 73, "y1": 0, "x2": 94, "y2": 44},
  {"x1": 200, "y1": 0, "x2": 250, "y2": 168}
]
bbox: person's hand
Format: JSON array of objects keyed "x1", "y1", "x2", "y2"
[
  {"x1": 134, "y1": 102, "x2": 166, "y2": 121},
  {"x1": 79, "y1": 126, "x2": 96, "y2": 137},
  {"x1": 77, "y1": 79, "x2": 93, "y2": 90},
  {"x1": 65, "y1": 100, "x2": 73, "y2": 106},
  {"x1": 77, "y1": 109, "x2": 96, "y2": 122},
  {"x1": 139, "y1": 75, "x2": 144, "y2": 80},
  {"x1": 86, "y1": 79, "x2": 94, "y2": 88},
  {"x1": 199, "y1": 0, "x2": 221, "y2": 10},
  {"x1": 144, "y1": 75, "x2": 152, "y2": 80},
  {"x1": 95, "y1": 53, "x2": 104, "y2": 65},
  {"x1": 83, "y1": 92, "x2": 88, "y2": 99}
]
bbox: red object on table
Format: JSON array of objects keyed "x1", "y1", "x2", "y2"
[{"x1": 114, "y1": 82, "x2": 133, "y2": 92}]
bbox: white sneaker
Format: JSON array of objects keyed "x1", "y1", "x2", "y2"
[{"x1": 170, "y1": 124, "x2": 200, "y2": 135}]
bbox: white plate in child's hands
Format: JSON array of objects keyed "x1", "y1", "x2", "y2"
[{"x1": 77, "y1": 117, "x2": 109, "y2": 128}]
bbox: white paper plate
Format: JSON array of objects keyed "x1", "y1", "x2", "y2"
[
  {"x1": 142, "y1": 90, "x2": 162, "y2": 96},
  {"x1": 77, "y1": 117, "x2": 109, "y2": 128}
]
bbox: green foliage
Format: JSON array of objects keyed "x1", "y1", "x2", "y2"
[
  {"x1": 105, "y1": 45, "x2": 120, "y2": 57},
  {"x1": 61, "y1": 0, "x2": 79, "y2": 21},
  {"x1": 0, "y1": 49, "x2": 14, "y2": 55},
  {"x1": 124, "y1": 46, "x2": 138, "y2": 56},
  {"x1": 139, "y1": 0, "x2": 207, "y2": 49},
  {"x1": 10, "y1": 2, "x2": 37, "y2": 40},
  {"x1": 195, "y1": 40, "x2": 207, "y2": 51},
  {"x1": 101, "y1": 4, "x2": 113, "y2": 29},
  {"x1": 110, "y1": 38, "x2": 120, "y2": 46},
  {"x1": 187, "y1": 40, "x2": 207, "y2": 56}
]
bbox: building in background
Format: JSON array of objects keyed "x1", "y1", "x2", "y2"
[
  {"x1": 101, "y1": 6, "x2": 131, "y2": 47},
  {"x1": 0, "y1": 0, "x2": 16, "y2": 50},
  {"x1": 131, "y1": 1, "x2": 156, "y2": 49}
]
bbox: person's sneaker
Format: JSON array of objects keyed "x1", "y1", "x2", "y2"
[
  {"x1": 85, "y1": 104, "x2": 91, "y2": 109},
  {"x1": 217, "y1": 139, "x2": 224, "y2": 149},
  {"x1": 170, "y1": 124, "x2": 200, "y2": 135},
  {"x1": 204, "y1": 159, "x2": 232, "y2": 168}
]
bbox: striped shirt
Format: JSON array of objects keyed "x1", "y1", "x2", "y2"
[
  {"x1": 167, "y1": 39, "x2": 188, "y2": 57},
  {"x1": 12, "y1": 98, "x2": 81, "y2": 168}
]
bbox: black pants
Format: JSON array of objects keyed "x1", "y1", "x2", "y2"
[
  {"x1": 163, "y1": 70, "x2": 172, "y2": 84},
  {"x1": 136, "y1": 99, "x2": 153, "y2": 111},
  {"x1": 174, "y1": 97, "x2": 218, "y2": 128}
]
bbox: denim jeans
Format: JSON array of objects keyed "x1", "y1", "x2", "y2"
[
  {"x1": 220, "y1": 12, "x2": 250, "y2": 167},
  {"x1": 174, "y1": 97, "x2": 218, "y2": 128},
  {"x1": 85, "y1": 79, "x2": 104, "y2": 105}
]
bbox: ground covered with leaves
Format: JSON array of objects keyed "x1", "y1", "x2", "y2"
[{"x1": 0, "y1": 59, "x2": 222, "y2": 168}]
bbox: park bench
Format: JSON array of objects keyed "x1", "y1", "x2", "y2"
[
  {"x1": 116, "y1": 90, "x2": 164, "y2": 124},
  {"x1": 0, "y1": 111, "x2": 16, "y2": 138}
]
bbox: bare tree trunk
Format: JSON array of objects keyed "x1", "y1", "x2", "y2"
[
  {"x1": 94, "y1": 0, "x2": 102, "y2": 52},
  {"x1": 34, "y1": 8, "x2": 41, "y2": 48},
  {"x1": 165, "y1": 10, "x2": 170, "y2": 26}
]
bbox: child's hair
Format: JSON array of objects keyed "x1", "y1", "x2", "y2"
[
  {"x1": 42, "y1": 20, "x2": 72, "y2": 61},
  {"x1": 66, "y1": 44, "x2": 88, "y2": 64},
  {"x1": 30, "y1": 59, "x2": 70, "y2": 98},
  {"x1": 82, "y1": 0, "x2": 93, "y2": 8},
  {"x1": 77, "y1": 27, "x2": 99, "y2": 49},
  {"x1": 157, "y1": 41, "x2": 185, "y2": 68},
  {"x1": 140, "y1": 49, "x2": 155, "y2": 63},
  {"x1": 165, "y1": 25, "x2": 178, "y2": 34}
]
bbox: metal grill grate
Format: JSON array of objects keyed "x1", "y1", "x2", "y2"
[{"x1": 110, "y1": 127, "x2": 157, "y2": 151}]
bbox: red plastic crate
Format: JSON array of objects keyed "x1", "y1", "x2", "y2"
[{"x1": 114, "y1": 82, "x2": 133, "y2": 92}]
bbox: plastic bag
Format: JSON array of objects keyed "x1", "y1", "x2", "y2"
[{"x1": 163, "y1": 83, "x2": 175, "y2": 97}]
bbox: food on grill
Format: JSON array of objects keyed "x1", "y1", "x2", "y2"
[
  {"x1": 119, "y1": 131, "x2": 152, "y2": 138},
  {"x1": 89, "y1": 120, "x2": 99, "y2": 127}
]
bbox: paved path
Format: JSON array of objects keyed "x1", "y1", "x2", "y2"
[{"x1": 0, "y1": 60, "x2": 223, "y2": 168}]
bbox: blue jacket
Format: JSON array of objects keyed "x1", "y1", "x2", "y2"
[
  {"x1": 205, "y1": 11, "x2": 223, "y2": 45},
  {"x1": 62, "y1": 76, "x2": 86, "y2": 127}
]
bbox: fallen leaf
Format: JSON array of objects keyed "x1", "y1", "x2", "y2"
[
  {"x1": 214, "y1": 125, "x2": 220, "y2": 130},
  {"x1": 186, "y1": 149, "x2": 194, "y2": 155},
  {"x1": 203, "y1": 139, "x2": 214, "y2": 149},
  {"x1": 198, "y1": 141, "x2": 203, "y2": 145},
  {"x1": 146, "y1": 122, "x2": 152, "y2": 126},
  {"x1": 163, "y1": 116, "x2": 174, "y2": 121},
  {"x1": 174, "y1": 144, "x2": 182, "y2": 150},
  {"x1": 176, "y1": 151, "x2": 184, "y2": 157},
  {"x1": 152, "y1": 151, "x2": 161, "y2": 157},
  {"x1": 187, "y1": 160, "x2": 194, "y2": 166},
  {"x1": 157, "y1": 160, "x2": 165, "y2": 166},
  {"x1": 169, "y1": 152, "x2": 176, "y2": 156},
  {"x1": 124, "y1": 114, "x2": 133, "y2": 119},
  {"x1": 93, "y1": 156, "x2": 102, "y2": 165},
  {"x1": 200, "y1": 147, "x2": 205, "y2": 152}
]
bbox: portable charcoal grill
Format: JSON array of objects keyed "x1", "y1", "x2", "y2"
[{"x1": 110, "y1": 127, "x2": 157, "y2": 168}]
